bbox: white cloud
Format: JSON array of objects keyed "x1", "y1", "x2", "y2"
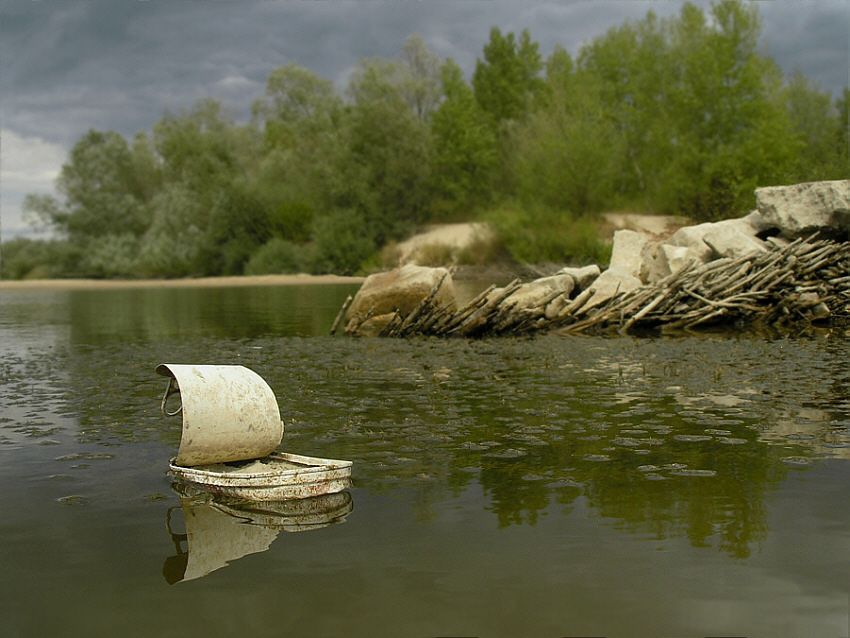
[
  {"x1": 1, "y1": 130, "x2": 66, "y2": 238},
  {"x1": 2, "y1": 130, "x2": 65, "y2": 189}
]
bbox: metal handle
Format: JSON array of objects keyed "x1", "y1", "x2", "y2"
[{"x1": 161, "y1": 377, "x2": 183, "y2": 417}]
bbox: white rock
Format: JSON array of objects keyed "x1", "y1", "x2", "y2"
[
  {"x1": 580, "y1": 266, "x2": 642, "y2": 312},
  {"x1": 557, "y1": 264, "x2": 601, "y2": 290},
  {"x1": 504, "y1": 274, "x2": 575, "y2": 313},
  {"x1": 702, "y1": 222, "x2": 767, "y2": 259},
  {"x1": 648, "y1": 244, "x2": 708, "y2": 282},
  {"x1": 345, "y1": 264, "x2": 456, "y2": 330},
  {"x1": 741, "y1": 209, "x2": 774, "y2": 235},
  {"x1": 609, "y1": 229, "x2": 649, "y2": 279},
  {"x1": 756, "y1": 180, "x2": 850, "y2": 238},
  {"x1": 664, "y1": 223, "x2": 716, "y2": 263}
]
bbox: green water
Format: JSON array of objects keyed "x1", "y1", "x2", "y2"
[{"x1": 1, "y1": 283, "x2": 849, "y2": 637}]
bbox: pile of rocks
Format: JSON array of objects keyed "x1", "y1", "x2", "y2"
[{"x1": 334, "y1": 180, "x2": 850, "y2": 337}]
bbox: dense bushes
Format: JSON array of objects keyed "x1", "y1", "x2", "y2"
[{"x1": 5, "y1": 2, "x2": 847, "y2": 280}]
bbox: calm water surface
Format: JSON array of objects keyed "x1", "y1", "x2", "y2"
[{"x1": 1, "y1": 283, "x2": 849, "y2": 637}]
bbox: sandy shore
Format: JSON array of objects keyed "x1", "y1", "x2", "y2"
[{"x1": 0, "y1": 273, "x2": 365, "y2": 291}]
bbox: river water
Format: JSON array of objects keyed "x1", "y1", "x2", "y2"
[{"x1": 1, "y1": 282, "x2": 849, "y2": 637}]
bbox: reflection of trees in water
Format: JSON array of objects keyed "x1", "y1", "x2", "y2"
[
  {"x1": 27, "y1": 307, "x2": 850, "y2": 557},
  {"x1": 66, "y1": 285, "x2": 357, "y2": 344}
]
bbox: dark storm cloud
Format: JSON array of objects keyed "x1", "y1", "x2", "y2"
[
  {"x1": 1, "y1": 1, "x2": 847, "y2": 237},
  {"x1": 759, "y1": 1, "x2": 849, "y2": 93},
  {"x1": 4, "y1": 0, "x2": 846, "y2": 146}
]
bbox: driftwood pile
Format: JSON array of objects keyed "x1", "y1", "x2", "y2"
[{"x1": 334, "y1": 236, "x2": 850, "y2": 337}]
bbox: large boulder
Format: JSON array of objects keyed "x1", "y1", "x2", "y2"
[
  {"x1": 644, "y1": 244, "x2": 706, "y2": 283},
  {"x1": 557, "y1": 264, "x2": 601, "y2": 291},
  {"x1": 609, "y1": 229, "x2": 650, "y2": 280},
  {"x1": 652, "y1": 214, "x2": 768, "y2": 280},
  {"x1": 579, "y1": 266, "x2": 642, "y2": 312},
  {"x1": 756, "y1": 180, "x2": 850, "y2": 239},
  {"x1": 344, "y1": 265, "x2": 456, "y2": 335},
  {"x1": 664, "y1": 222, "x2": 717, "y2": 264},
  {"x1": 504, "y1": 273, "x2": 576, "y2": 319},
  {"x1": 702, "y1": 218, "x2": 767, "y2": 259}
]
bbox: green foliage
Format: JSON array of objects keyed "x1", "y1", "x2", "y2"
[
  {"x1": 784, "y1": 72, "x2": 846, "y2": 180},
  {"x1": 309, "y1": 210, "x2": 376, "y2": 275},
  {"x1": 838, "y1": 88, "x2": 850, "y2": 169},
  {"x1": 1, "y1": 238, "x2": 81, "y2": 279},
  {"x1": 11, "y1": 3, "x2": 848, "y2": 280},
  {"x1": 486, "y1": 202, "x2": 612, "y2": 266},
  {"x1": 398, "y1": 34, "x2": 443, "y2": 119},
  {"x1": 346, "y1": 56, "x2": 434, "y2": 243},
  {"x1": 430, "y1": 58, "x2": 499, "y2": 217},
  {"x1": 244, "y1": 237, "x2": 312, "y2": 275},
  {"x1": 511, "y1": 70, "x2": 625, "y2": 214},
  {"x1": 473, "y1": 28, "x2": 544, "y2": 125},
  {"x1": 79, "y1": 233, "x2": 141, "y2": 278},
  {"x1": 23, "y1": 130, "x2": 151, "y2": 240},
  {"x1": 136, "y1": 183, "x2": 209, "y2": 277}
]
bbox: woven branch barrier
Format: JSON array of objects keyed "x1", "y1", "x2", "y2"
[{"x1": 355, "y1": 235, "x2": 850, "y2": 337}]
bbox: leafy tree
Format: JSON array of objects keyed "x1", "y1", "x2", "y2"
[
  {"x1": 398, "y1": 34, "x2": 443, "y2": 119},
  {"x1": 152, "y1": 99, "x2": 265, "y2": 275},
  {"x1": 0, "y1": 238, "x2": 81, "y2": 280},
  {"x1": 244, "y1": 237, "x2": 312, "y2": 275},
  {"x1": 429, "y1": 58, "x2": 499, "y2": 217},
  {"x1": 511, "y1": 69, "x2": 624, "y2": 215},
  {"x1": 79, "y1": 233, "x2": 141, "y2": 278},
  {"x1": 784, "y1": 71, "x2": 844, "y2": 180},
  {"x1": 254, "y1": 63, "x2": 340, "y2": 128},
  {"x1": 573, "y1": 1, "x2": 797, "y2": 219},
  {"x1": 577, "y1": 12, "x2": 670, "y2": 202},
  {"x1": 153, "y1": 99, "x2": 257, "y2": 199},
  {"x1": 834, "y1": 87, "x2": 850, "y2": 174},
  {"x1": 472, "y1": 28, "x2": 544, "y2": 126},
  {"x1": 24, "y1": 129, "x2": 150, "y2": 240},
  {"x1": 309, "y1": 209, "x2": 376, "y2": 275},
  {"x1": 206, "y1": 182, "x2": 275, "y2": 275},
  {"x1": 252, "y1": 64, "x2": 349, "y2": 243},
  {"x1": 136, "y1": 183, "x2": 209, "y2": 277},
  {"x1": 662, "y1": 1, "x2": 795, "y2": 218},
  {"x1": 346, "y1": 56, "x2": 434, "y2": 243}
]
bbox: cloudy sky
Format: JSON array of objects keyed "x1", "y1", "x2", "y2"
[{"x1": 1, "y1": 0, "x2": 847, "y2": 239}]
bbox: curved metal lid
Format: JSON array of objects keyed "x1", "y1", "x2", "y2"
[{"x1": 157, "y1": 364, "x2": 283, "y2": 466}]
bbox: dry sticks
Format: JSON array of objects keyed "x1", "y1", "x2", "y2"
[{"x1": 347, "y1": 237, "x2": 850, "y2": 337}]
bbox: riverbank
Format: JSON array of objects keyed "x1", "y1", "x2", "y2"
[{"x1": 0, "y1": 273, "x2": 365, "y2": 291}]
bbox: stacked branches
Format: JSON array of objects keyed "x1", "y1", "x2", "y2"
[
  {"x1": 358, "y1": 237, "x2": 850, "y2": 338},
  {"x1": 561, "y1": 236, "x2": 849, "y2": 334}
]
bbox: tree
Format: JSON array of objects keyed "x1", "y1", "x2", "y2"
[
  {"x1": 784, "y1": 71, "x2": 843, "y2": 180},
  {"x1": 136, "y1": 183, "x2": 209, "y2": 277},
  {"x1": 153, "y1": 99, "x2": 256, "y2": 199},
  {"x1": 573, "y1": 1, "x2": 797, "y2": 219},
  {"x1": 24, "y1": 129, "x2": 150, "y2": 240},
  {"x1": 663, "y1": 1, "x2": 795, "y2": 218},
  {"x1": 345, "y1": 56, "x2": 434, "y2": 243},
  {"x1": 577, "y1": 11, "x2": 670, "y2": 202},
  {"x1": 472, "y1": 28, "x2": 544, "y2": 126},
  {"x1": 511, "y1": 69, "x2": 624, "y2": 215},
  {"x1": 398, "y1": 34, "x2": 443, "y2": 119},
  {"x1": 429, "y1": 58, "x2": 498, "y2": 216},
  {"x1": 251, "y1": 64, "x2": 347, "y2": 245},
  {"x1": 834, "y1": 87, "x2": 850, "y2": 174}
]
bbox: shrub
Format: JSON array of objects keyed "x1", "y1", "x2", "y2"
[
  {"x1": 1, "y1": 238, "x2": 82, "y2": 279},
  {"x1": 485, "y1": 202, "x2": 611, "y2": 266},
  {"x1": 79, "y1": 233, "x2": 140, "y2": 278},
  {"x1": 244, "y1": 238, "x2": 312, "y2": 275},
  {"x1": 309, "y1": 209, "x2": 376, "y2": 275}
]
